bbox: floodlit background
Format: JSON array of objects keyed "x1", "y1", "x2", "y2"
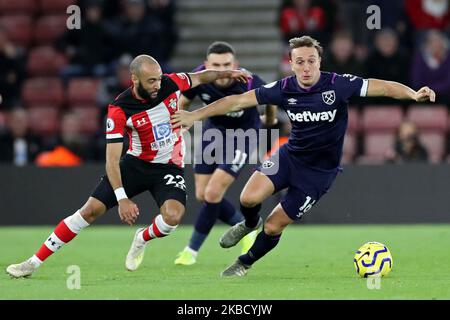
[{"x1": 1, "y1": 0, "x2": 450, "y2": 166}]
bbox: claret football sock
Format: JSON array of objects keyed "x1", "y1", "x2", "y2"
[
  {"x1": 240, "y1": 203, "x2": 262, "y2": 228},
  {"x1": 33, "y1": 210, "x2": 89, "y2": 265},
  {"x1": 139, "y1": 214, "x2": 177, "y2": 242},
  {"x1": 238, "y1": 230, "x2": 282, "y2": 266}
]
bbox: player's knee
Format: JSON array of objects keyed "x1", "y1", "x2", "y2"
[
  {"x1": 195, "y1": 190, "x2": 205, "y2": 202},
  {"x1": 263, "y1": 220, "x2": 284, "y2": 236},
  {"x1": 162, "y1": 207, "x2": 184, "y2": 226},
  {"x1": 240, "y1": 192, "x2": 260, "y2": 208},
  {"x1": 79, "y1": 206, "x2": 102, "y2": 224},
  {"x1": 79, "y1": 199, "x2": 106, "y2": 223},
  {"x1": 203, "y1": 186, "x2": 223, "y2": 203}
]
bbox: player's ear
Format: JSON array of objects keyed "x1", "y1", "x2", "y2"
[
  {"x1": 290, "y1": 60, "x2": 294, "y2": 72},
  {"x1": 131, "y1": 74, "x2": 139, "y2": 86},
  {"x1": 233, "y1": 59, "x2": 240, "y2": 69}
]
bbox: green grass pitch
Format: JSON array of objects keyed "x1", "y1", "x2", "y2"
[{"x1": 1, "y1": 225, "x2": 450, "y2": 299}]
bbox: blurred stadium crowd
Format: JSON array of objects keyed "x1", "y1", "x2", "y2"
[{"x1": 0, "y1": 0, "x2": 450, "y2": 166}]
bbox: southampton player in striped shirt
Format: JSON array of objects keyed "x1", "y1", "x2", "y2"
[
  {"x1": 6, "y1": 55, "x2": 251, "y2": 278},
  {"x1": 171, "y1": 36, "x2": 436, "y2": 277}
]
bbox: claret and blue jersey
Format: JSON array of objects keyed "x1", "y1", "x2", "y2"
[
  {"x1": 256, "y1": 71, "x2": 368, "y2": 170},
  {"x1": 255, "y1": 71, "x2": 368, "y2": 220}
]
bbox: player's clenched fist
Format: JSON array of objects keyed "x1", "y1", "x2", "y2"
[
  {"x1": 118, "y1": 199, "x2": 140, "y2": 225},
  {"x1": 415, "y1": 86, "x2": 436, "y2": 102}
]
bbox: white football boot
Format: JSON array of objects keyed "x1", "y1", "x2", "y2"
[
  {"x1": 125, "y1": 228, "x2": 147, "y2": 271},
  {"x1": 6, "y1": 259, "x2": 38, "y2": 278}
]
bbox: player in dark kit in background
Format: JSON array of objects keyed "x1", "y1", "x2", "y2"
[
  {"x1": 171, "y1": 36, "x2": 436, "y2": 277},
  {"x1": 6, "y1": 55, "x2": 251, "y2": 278},
  {"x1": 174, "y1": 42, "x2": 277, "y2": 266}
]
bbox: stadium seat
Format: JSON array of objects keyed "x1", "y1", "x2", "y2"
[
  {"x1": 0, "y1": 0, "x2": 37, "y2": 15},
  {"x1": 342, "y1": 133, "x2": 357, "y2": 164},
  {"x1": 358, "y1": 132, "x2": 395, "y2": 164},
  {"x1": 347, "y1": 108, "x2": 360, "y2": 134},
  {"x1": 69, "y1": 105, "x2": 100, "y2": 134},
  {"x1": 361, "y1": 106, "x2": 403, "y2": 133},
  {"x1": 27, "y1": 106, "x2": 60, "y2": 135},
  {"x1": 22, "y1": 77, "x2": 65, "y2": 108},
  {"x1": 39, "y1": 0, "x2": 75, "y2": 13},
  {"x1": 0, "y1": 111, "x2": 5, "y2": 128},
  {"x1": 406, "y1": 105, "x2": 448, "y2": 133},
  {"x1": 67, "y1": 78, "x2": 100, "y2": 104},
  {"x1": 26, "y1": 46, "x2": 67, "y2": 77},
  {"x1": 34, "y1": 15, "x2": 67, "y2": 45},
  {"x1": 0, "y1": 15, "x2": 33, "y2": 47},
  {"x1": 419, "y1": 132, "x2": 446, "y2": 164}
]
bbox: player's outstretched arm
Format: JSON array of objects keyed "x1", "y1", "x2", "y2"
[
  {"x1": 105, "y1": 142, "x2": 139, "y2": 225},
  {"x1": 366, "y1": 79, "x2": 436, "y2": 102},
  {"x1": 171, "y1": 90, "x2": 258, "y2": 129},
  {"x1": 188, "y1": 69, "x2": 252, "y2": 88},
  {"x1": 179, "y1": 95, "x2": 192, "y2": 110}
]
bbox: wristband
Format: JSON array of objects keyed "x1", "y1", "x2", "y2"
[{"x1": 114, "y1": 187, "x2": 128, "y2": 201}]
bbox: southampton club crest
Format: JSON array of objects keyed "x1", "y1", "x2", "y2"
[
  {"x1": 168, "y1": 98, "x2": 177, "y2": 111},
  {"x1": 322, "y1": 90, "x2": 336, "y2": 105}
]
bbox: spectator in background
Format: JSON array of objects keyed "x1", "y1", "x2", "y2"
[
  {"x1": 57, "y1": 0, "x2": 113, "y2": 82},
  {"x1": 0, "y1": 108, "x2": 42, "y2": 166},
  {"x1": 0, "y1": 27, "x2": 24, "y2": 109},
  {"x1": 406, "y1": 0, "x2": 450, "y2": 31},
  {"x1": 312, "y1": 0, "x2": 338, "y2": 41},
  {"x1": 366, "y1": 28, "x2": 409, "y2": 84},
  {"x1": 336, "y1": 0, "x2": 370, "y2": 61},
  {"x1": 96, "y1": 54, "x2": 133, "y2": 119},
  {"x1": 36, "y1": 112, "x2": 88, "y2": 166},
  {"x1": 279, "y1": 0, "x2": 328, "y2": 44},
  {"x1": 322, "y1": 31, "x2": 363, "y2": 76},
  {"x1": 146, "y1": 0, "x2": 178, "y2": 70},
  {"x1": 386, "y1": 121, "x2": 428, "y2": 163},
  {"x1": 369, "y1": 0, "x2": 412, "y2": 50},
  {"x1": 411, "y1": 30, "x2": 450, "y2": 103},
  {"x1": 82, "y1": 0, "x2": 121, "y2": 19},
  {"x1": 107, "y1": 0, "x2": 178, "y2": 72},
  {"x1": 88, "y1": 54, "x2": 133, "y2": 162}
]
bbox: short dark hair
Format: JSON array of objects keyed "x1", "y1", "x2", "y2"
[
  {"x1": 206, "y1": 41, "x2": 236, "y2": 57},
  {"x1": 289, "y1": 36, "x2": 323, "y2": 58}
]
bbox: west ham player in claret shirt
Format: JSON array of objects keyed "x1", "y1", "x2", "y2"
[
  {"x1": 171, "y1": 36, "x2": 436, "y2": 277},
  {"x1": 6, "y1": 55, "x2": 251, "y2": 278}
]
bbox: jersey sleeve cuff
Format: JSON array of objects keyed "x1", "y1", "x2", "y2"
[
  {"x1": 106, "y1": 138, "x2": 124, "y2": 143},
  {"x1": 360, "y1": 79, "x2": 368, "y2": 97},
  {"x1": 185, "y1": 73, "x2": 192, "y2": 88},
  {"x1": 106, "y1": 134, "x2": 123, "y2": 143}
]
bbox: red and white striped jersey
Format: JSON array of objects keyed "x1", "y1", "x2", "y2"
[{"x1": 105, "y1": 73, "x2": 192, "y2": 168}]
